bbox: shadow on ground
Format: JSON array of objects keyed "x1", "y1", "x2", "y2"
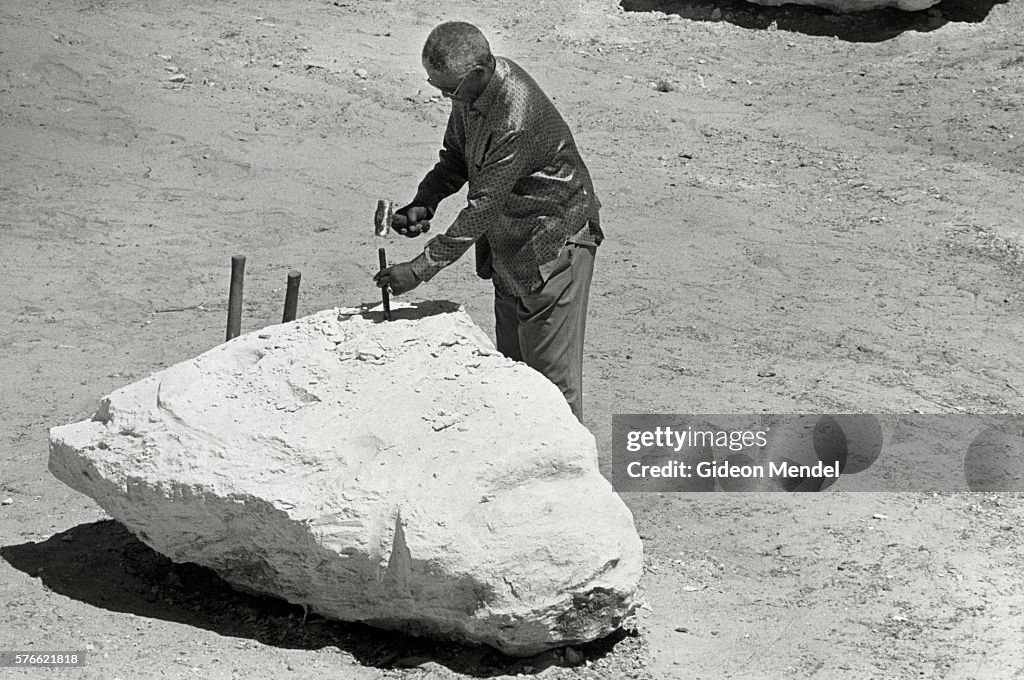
[
  {"x1": 1, "y1": 520, "x2": 638, "y2": 677},
  {"x1": 351, "y1": 298, "x2": 464, "y2": 324},
  {"x1": 620, "y1": 0, "x2": 1009, "y2": 42}
]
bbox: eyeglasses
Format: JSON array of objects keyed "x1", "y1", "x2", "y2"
[{"x1": 427, "y1": 66, "x2": 478, "y2": 99}]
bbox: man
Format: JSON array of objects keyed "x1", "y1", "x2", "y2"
[{"x1": 373, "y1": 21, "x2": 603, "y2": 422}]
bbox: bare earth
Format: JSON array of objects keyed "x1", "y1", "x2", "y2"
[{"x1": 1, "y1": 0, "x2": 1022, "y2": 678}]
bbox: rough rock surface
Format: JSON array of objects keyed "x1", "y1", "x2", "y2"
[
  {"x1": 48, "y1": 300, "x2": 643, "y2": 656},
  {"x1": 746, "y1": 0, "x2": 938, "y2": 11}
]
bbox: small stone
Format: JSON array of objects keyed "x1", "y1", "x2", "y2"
[
  {"x1": 417, "y1": 662, "x2": 446, "y2": 673},
  {"x1": 1, "y1": 497, "x2": 12, "y2": 506},
  {"x1": 169, "y1": 73, "x2": 187, "y2": 83},
  {"x1": 710, "y1": 8, "x2": 722, "y2": 19},
  {"x1": 564, "y1": 647, "x2": 585, "y2": 665},
  {"x1": 353, "y1": 68, "x2": 368, "y2": 79},
  {"x1": 355, "y1": 346, "x2": 384, "y2": 361}
]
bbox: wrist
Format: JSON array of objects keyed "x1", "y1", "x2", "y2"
[{"x1": 409, "y1": 254, "x2": 436, "y2": 283}]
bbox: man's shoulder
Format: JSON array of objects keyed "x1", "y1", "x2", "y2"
[
  {"x1": 497, "y1": 56, "x2": 522, "y2": 73},
  {"x1": 493, "y1": 56, "x2": 554, "y2": 111},
  {"x1": 497, "y1": 57, "x2": 535, "y2": 88}
]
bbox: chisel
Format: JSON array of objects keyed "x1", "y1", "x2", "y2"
[{"x1": 378, "y1": 247, "x2": 391, "y2": 321}]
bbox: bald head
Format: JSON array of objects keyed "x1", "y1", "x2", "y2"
[{"x1": 422, "y1": 21, "x2": 492, "y2": 77}]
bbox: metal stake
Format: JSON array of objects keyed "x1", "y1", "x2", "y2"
[
  {"x1": 282, "y1": 270, "x2": 301, "y2": 323},
  {"x1": 226, "y1": 255, "x2": 245, "y2": 341}
]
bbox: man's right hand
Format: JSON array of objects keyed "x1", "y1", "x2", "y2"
[{"x1": 392, "y1": 204, "x2": 433, "y2": 237}]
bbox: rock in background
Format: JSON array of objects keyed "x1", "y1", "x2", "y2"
[
  {"x1": 746, "y1": 0, "x2": 939, "y2": 11},
  {"x1": 48, "y1": 300, "x2": 643, "y2": 656}
]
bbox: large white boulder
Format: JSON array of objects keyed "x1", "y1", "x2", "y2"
[{"x1": 48, "y1": 300, "x2": 642, "y2": 656}]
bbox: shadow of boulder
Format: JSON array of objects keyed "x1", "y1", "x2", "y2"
[
  {"x1": 1, "y1": 520, "x2": 639, "y2": 676},
  {"x1": 620, "y1": 0, "x2": 1008, "y2": 42}
]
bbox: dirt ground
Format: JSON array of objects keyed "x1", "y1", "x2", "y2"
[{"x1": 2, "y1": 0, "x2": 1023, "y2": 677}]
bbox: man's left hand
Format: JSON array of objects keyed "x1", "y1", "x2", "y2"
[{"x1": 373, "y1": 261, "x2": 421, "y2": 295}]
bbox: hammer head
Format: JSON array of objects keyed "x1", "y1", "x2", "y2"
[{"x1": 374, "y1": 199, "x2": 394, "y2": 237}]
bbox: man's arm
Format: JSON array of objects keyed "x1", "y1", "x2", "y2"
[
  {"x1": 409, "y1": 130, "x2": 530, "y2": 283},
  {"x1": 411, "y1": 114, "x2": 469, "y2": 215}
]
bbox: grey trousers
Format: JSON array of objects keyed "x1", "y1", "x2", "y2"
[{"x1": 493, "y1": 243, "x2": 596, "y2": 422}]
